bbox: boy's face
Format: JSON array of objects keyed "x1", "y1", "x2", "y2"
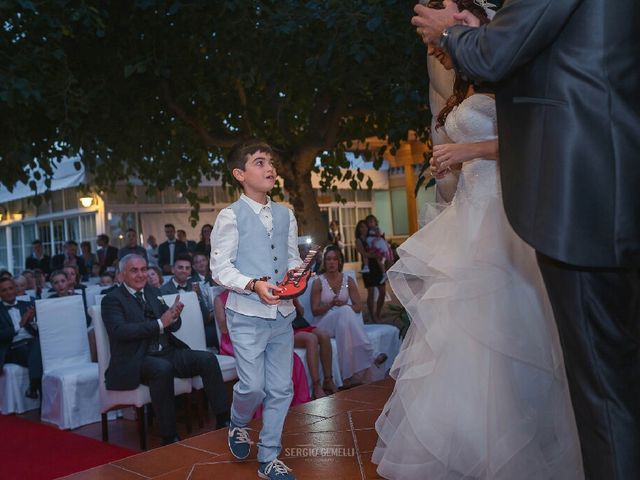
[{"x1": 233, "y1": 151, "x2": 276, "y2": 194}]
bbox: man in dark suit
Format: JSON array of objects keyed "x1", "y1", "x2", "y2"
[
  {"x1": 160, "y1": 254, "x2": 218, "y2": 351},
  {"x1": 413, "y1": 2, "x2": 640, "y2": 478},
  {"x1": 158, "y1": 224, "x2": 188, "y2": 274},
  {"x1": 101, "y1": 254, "x2": 228, "y2": 445},
  {"x1": 96, "y1": 234, "x2": 119, "y2": 275},
  {"x1": 25, "y1": 240, "x2": 51, "y2": 277},
  {"x1": 177, "y1": 229, "x2": 197, "y2": 254},
  {"x1": 50, "y1": 240, "x2": 87, "y2": 278},
  {"x1": 0, "y1": 277, "x2": 42, "y2": 399}
]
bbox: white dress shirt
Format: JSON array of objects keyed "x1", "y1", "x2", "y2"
[{"x1": 210, "y1": 194, "x2": 302, "y2": 317}]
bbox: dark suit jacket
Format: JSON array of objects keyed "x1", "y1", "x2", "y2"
[
  {"x1": 97, "y1": 246, "x2": 119, "y2": 275},
  {"x1": 101, "y1": 284, "x2": 188, "y2": 390},
  {"x1": 0, "y1": 301, "x2": 37, "y2": 369},
  {"x1": 446, "y1": 0, "x2": 640, "y2": 267},
  {"x1": 50, "y1": 254, "x2": 88, "y2": 277},
  {"x1": 25, "y1": 255, "x2": 51, "y2": 275},
  {"x1": 158, "y1": 241, "x2": 188, "y2": 271}
]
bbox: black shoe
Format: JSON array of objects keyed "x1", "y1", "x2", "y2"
[
  {"x1": 161, "y1": 434, "x2": 181, "y2": 446},
  {"x1": 25, "y1": 386, "x2": 39, "y2": 399}
]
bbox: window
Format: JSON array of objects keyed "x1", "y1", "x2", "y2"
[
  {"x1": 0, "y1": 228, "x2": 7, "y2": 271},
  {"x1": 38, "y1": 222, "x2": 53, "y2": 256},
  {"x1": 80, "y1": 215, "x2": 97, "y2": 250},
  {"x1": 52, "y1": 220, "x2": 65, "y2": 255},
  {"x1": 11, "y1": 226, "x2": 24, "y2": 271}
]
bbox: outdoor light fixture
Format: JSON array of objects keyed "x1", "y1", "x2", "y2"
[
  {"x1": 12, "y1": 212, "x2": 23, "y2": 221},
  {"x1": 79, "y1": 196, "x2": 94, "y2": 208}
]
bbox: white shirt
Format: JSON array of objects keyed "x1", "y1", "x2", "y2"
[
  {"x1": 168, "y1": 241, "x2": 176, "y2": 266},
  {"x1": 210, "y1": 194, "x2": 302, "y2": 317},
  {"x1": 3, "y1": 302, "x2": 33, "y2": 343},
  {"x1": 123, "y1": 283, "x2": 165, "y2": 334}
]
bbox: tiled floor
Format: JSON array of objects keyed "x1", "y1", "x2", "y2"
[{"x1": 61, "y1": 378, "x2": 395, "y2": 479}]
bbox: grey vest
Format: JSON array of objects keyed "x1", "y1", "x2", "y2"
[{"x1": 229, "y1": 199, "x2": 290, "y2": 306}]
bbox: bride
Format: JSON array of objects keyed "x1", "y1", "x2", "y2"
[{"x1": 372, "y1": 1, "x2": 584, "y2": 479}]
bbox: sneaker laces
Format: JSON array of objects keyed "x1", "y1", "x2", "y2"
[
  {"x1": 230, "y1": 426, "x2": 254, "y2": 445},
  {"x1": 264, "y1": 459, "x2": 292, "y2": 475}
]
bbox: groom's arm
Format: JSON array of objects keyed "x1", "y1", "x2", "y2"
[{"x1": 442, "y1": 0, "x2": 583, "y2": 83}]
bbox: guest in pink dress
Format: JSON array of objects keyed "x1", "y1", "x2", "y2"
[{"x1": 214, "y1": 290, "x2": 310, "y2": 416}]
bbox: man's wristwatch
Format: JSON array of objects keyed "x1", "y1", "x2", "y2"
[
  {"x1": 249, "y1": 278, "x2": 259, "y2": 292},
  {"x1": 439, "y1": 28, "x2": 450, "y2": 49}
]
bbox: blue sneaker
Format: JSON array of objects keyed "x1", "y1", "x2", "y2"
[
  {"x1": 258, "y1": 459, "x2": 295, "y2": 479},
  {"x1": 227, "y1": 421, "x2": 254, "y2": 459}
]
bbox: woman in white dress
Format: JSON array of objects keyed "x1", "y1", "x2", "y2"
[
  {"x1": 310, "y1": 245, "x2": 387, "y2": 388},
  {"x1": 372, "y1": 1, "x2": 584, "y2": 478}
]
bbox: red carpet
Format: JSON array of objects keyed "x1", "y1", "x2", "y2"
[{"x1": 0, "y1": 415, "x2": 135, "y2": 479}]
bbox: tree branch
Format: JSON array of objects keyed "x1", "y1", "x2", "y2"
[{"x1": 161, "y1": 81, "x2": 236, "y2": 148}]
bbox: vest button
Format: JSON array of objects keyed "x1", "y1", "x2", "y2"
[
  {"x1": 271, "y1": 245, "x2": 275, "y2": 249},
  {"x1": 274, "y1": 269, "x2": 279, "y2": 274},
  {"x1": 273, "y1": 257, "x2": 277, "y2": 261}
]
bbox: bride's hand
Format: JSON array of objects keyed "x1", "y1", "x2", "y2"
[{"x1": 432, "y1": 143, "x2": 479, "y2": 170}]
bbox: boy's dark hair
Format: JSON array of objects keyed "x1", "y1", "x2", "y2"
[
  {"x1": 164, "y1": 223, "x2": 175, "y2": 230},
  {"x1": 32, "y1": 239, "x2": 42, "y2": 246},
  {"x1": 97, "y1": 234, "x2": 110, "y2": 243},
  {"x1": 227, "y1": 139, "x2": 274, "y2": 174},
  {"x1": 174, "y1": 253, "x2": 193, "y2": 266}
]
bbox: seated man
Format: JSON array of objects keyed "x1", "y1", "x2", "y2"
[
  {"x1": 160, "y1": 253, "x2": 218, "y2": 351},
  {"x1": 102, "y1": 254, "x2": 229, "y2": 445},
  {"x1": 0, "y1": 277, "x2": 42, "y2": 399}
]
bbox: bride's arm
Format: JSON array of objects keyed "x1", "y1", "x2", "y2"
[{"x1": 432, "y1": 139, "x2": 499, "y2": 172}]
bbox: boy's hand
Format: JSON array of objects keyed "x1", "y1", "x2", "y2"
[{"x1": 255, "y1": 281, "x2": 280, "y2": 305}]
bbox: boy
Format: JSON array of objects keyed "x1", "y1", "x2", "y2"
[{"x1": 210, "y1": 139, "x2": 302, "y2": 480}]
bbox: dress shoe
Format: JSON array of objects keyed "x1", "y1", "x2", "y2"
[
  {"x1": 25, "y1": 386, "x2": 39, "y2": 399},
  {"x1": 161, "y1": 434, "x2": 181, "y2": 446}
]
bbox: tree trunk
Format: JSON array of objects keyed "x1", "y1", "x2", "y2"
[{"x1": 278, "y1": 149, "x2": 328, "y2": 247}]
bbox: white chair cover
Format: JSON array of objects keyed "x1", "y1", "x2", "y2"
[
  {"x1": 36, "y1": 296, "x2": 100, "y2": 429},
  {"x1": 16, "y1": 294, "x2": 32, "y2": 302},
  {"x1": 90, "y1": 305, "x2": 192, "y2": 416},
  {"x1": 83, "y1": 285, "x2": 104, "y2": 307},
  {"x1": 162, "y1": 292, "x2": 207, "y2": 390},
  {"x1": 0, "y1": 364, "x2": 39, "y2": 414}
]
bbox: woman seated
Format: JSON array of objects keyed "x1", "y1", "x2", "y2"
[
  {"x1": 214, "y1": 289, "x2": 311, "y2": 412},
  {"x1": 292, "y1": 298, "x2": 338, "y2": 398},
  {"x1": 310, "y1": 245, "x2": 387, "y2": 389}
]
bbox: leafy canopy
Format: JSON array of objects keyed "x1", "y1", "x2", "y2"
[{"x1": 1, "y1": 0, "x2": 430, "y2": 230}]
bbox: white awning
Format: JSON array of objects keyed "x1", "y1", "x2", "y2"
[{"x1": 0, "y1": 157, "x2": 85, "y2": 204}]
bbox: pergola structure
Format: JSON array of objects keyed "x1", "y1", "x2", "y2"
[{"x1": 350, "y1": 132, "x2": 431, "y2": 235}]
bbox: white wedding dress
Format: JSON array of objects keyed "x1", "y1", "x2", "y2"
[{"x1": 373, "y1": 95, "x2": 584, "y2": 479}]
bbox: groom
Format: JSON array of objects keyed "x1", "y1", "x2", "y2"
[{"x1": 412, "y1": 1, "x2": 640, "y2": 479}]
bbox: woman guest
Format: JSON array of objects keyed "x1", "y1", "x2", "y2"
[
  {"x1": 292, "y1": 298, "x2": 338, "y2": 398},
  {"x1": 355, "y1": 220, "x2": 386, "y2": 323},
  {"x1": 310, "y1": 245, "x2": 386, "y2": 388},
  {"x1": 146, "y1": 265, "x2": 164, "y2": 289},
  {"x1": 80, "y1": 241, "x2": 98, "y2": 279},
  {"x1": 195, "y1": 224, "x2": 213, "y2": 257}
]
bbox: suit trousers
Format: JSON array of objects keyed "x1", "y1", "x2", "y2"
[
  {"x1": 226, "y1": 309, "x2": 294, "y2": 463},
  {"x1": 6, "y1": 338, "x2": 43, "y2": 387},
  {"x1": 140, "y1": 347, "x2": 228, "y2": 438},
  {"x1": 537, "y1": 253, "x2": 640, "y2": 480}
]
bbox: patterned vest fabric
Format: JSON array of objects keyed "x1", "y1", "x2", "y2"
[{"x1": 227, "y1": 199, "x2": 293, "y2": 319}]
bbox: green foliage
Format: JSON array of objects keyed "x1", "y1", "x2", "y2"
[{"x1": 1, "y1": 0, "x2": 431, "y2": 228}]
